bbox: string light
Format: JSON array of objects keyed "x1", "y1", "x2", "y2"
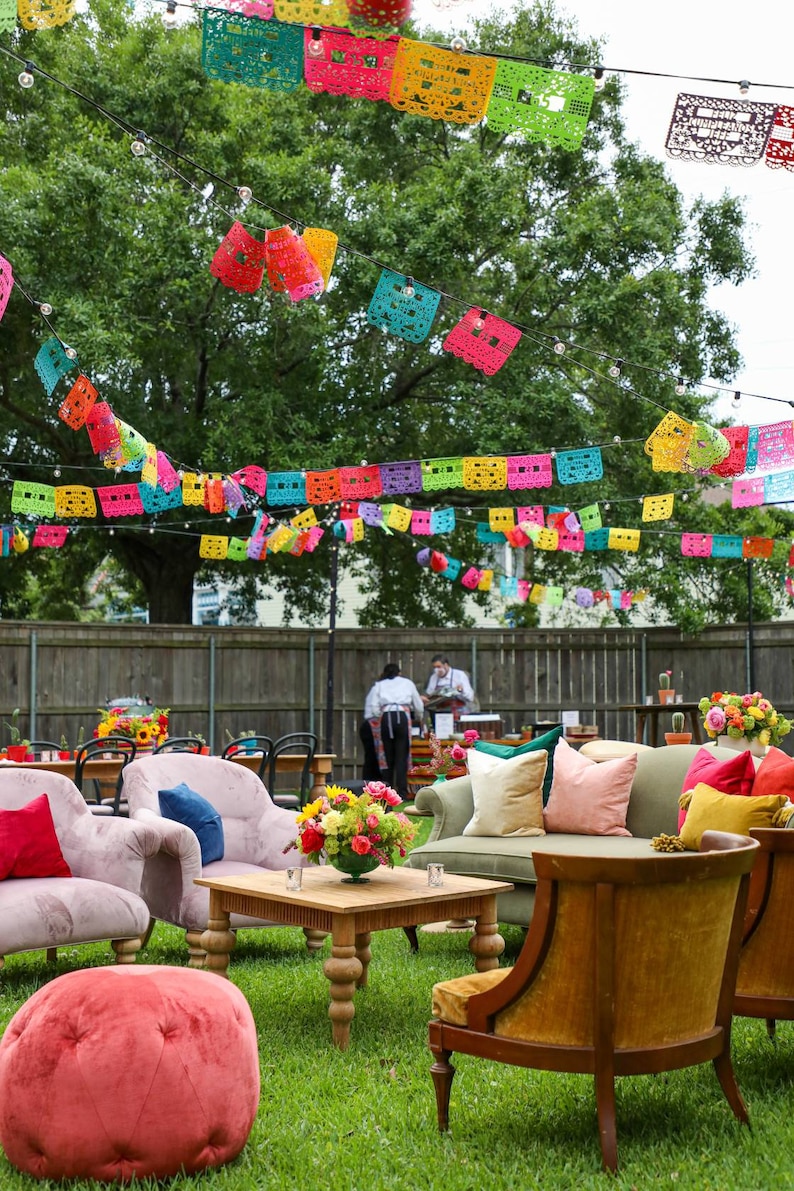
[
  {"x1": 63, "y1": 345, "x2": 77, "y2": 360},
  {"x1": 130, "y1": 132, "x2": 147, "y2": 157},
  {"x1": 39, "y1": 302, "x2": 52, "y2": 317},
  {"x1": 732, "y1": 390, "x2": 742, "y2": 408},
  {"x1": 450, "y1": 36, "x2": 467, "y2": 53},
  {"x1": 17, "y1": 62, "x2": 34, "y2": 88},
  {"x1": 236, "y1": 185, "x2": 253, "y2": 204},
  {"x1": 608, "y1": 358, "x2": 623, "y2": 378},
  {"x1": 593, "y1": 66, "x2": 605, "y2": 91},
  {"x1": 738, "y1": 79, "x2": 750, "y2": 97},
  {"x1": 473, "y1": 310, "x2": 486, "y2": 330},
  {"x1": 552, "y1": 337, "x2": 566, "y2": 355},
  {"x1": 307, "y1": 27, "x2": 323, "y2": 58},
  {"x1": 403, "y1": 276, "x2": 415, "y2": 298},
  {"x1": 162, "y1": 0, "x2": 178, "y2": 28},
  {"x1": 675, "y1": 377, "x2": 686, "y2": 396}
]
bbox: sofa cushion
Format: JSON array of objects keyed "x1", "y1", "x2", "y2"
[
  {"x1": 544, "y1": 739, "x2": 636, "y2": 837},
  {"x1": 678, "y1": 783, "x2": 787, "y2": 850},
  {"x1": 678, "y1": 747, "x2": 757, "y2": 830},
  {"x1": 474, "y1": 725, "x2": 562, "y2": 803},
  {"x1": 0, "y1": 794, "x2": 72, "y2": 880},
  {"x1": 158, "y1": 783, "x2": 224, "y2": 866},
  {"x1": 463, "y1": 749, "x2": 546, "y2": 838},
  {"x1": 751, "y1": 748, "x2": 794, "y2": 800}
]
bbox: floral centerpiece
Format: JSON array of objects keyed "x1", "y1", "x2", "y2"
[
  {"x1": 698, "y1": 691, "x2": 791, "y2": 749},
  {"x1": 411, "y1": 729, "x2": 480, "y2": 782},
  {"x1": 95, "y1": 706, "x2": 169, "y2": 749},
  {"x1": 285, "y1": 781, "x2": 417, "y2": 882}
]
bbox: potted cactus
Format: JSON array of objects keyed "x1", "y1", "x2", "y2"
[
  {"x1": 658, "y1": 670, "x2": 675, "y2": 704},
  {"x1": 5, "y1": 709, "x2": 29, "y2": 762},
  {"x1": 59, "y1": 734, "x2": 71, "y2": 761},
  {"x1": 664, "y1": 710, "x2": 692, "y2": 746}
]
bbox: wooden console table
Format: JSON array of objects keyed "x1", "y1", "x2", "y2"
[{"x1": 620, "y1": 702, "x2": 703, "y2": 748}]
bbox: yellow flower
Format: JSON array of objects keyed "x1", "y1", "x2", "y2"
[
  {"x1": 320, "y1": 810, "x2": 344, "y2": 836},
  {"x1": 296, "y1": 798, "x2": 324, "y2": 825},
  {"x1": 769, "y1": 713, "x2": 778, "y2": 726},
  {"x1": 748, "y1": 706, "x2": 765, "y2": 721},
  {"x1": 325, "y1": 784, "x2": 353, "y2": 802},
  {"x1": 758, "y1": 728, "x2": 771, "y2": 746}
]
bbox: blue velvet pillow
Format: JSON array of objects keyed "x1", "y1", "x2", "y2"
[
  {"x1": 475, "y1": 725, "x2": 564, "y2": 804},
  {"x1": 158, "y1": 783, "x2": 224, "y2": 866}
]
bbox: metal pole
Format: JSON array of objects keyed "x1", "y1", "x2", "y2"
[
  {"x1": 325, "y1": 541, "x2": 339, "y2": 753},
  {"x1": 308, "y1": 633, "x2": 315, "y2": 736},
  {"x1": 746, "y1": 560, "x2": 755, "y2": 692},
  {"x1": 29, "y1": 629, "x2": 37, "y2": 742},
  {"x1": 470, "y1": 636, "x2": 477, "y2": 701},
  {"x1": 208, "y1": 635, "x2": 216, "y2": 754}
]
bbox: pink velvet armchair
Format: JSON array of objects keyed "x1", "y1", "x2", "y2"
[
  {"x1": 0, "y1": 768, "x2": 159, "y2": 968},
  {"x1": 121, "y1": 754, "x2": 321, "y2": 966}
]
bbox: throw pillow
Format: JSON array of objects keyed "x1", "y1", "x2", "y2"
[
  {"x1": 678, "y1": 783, "x2": 787, "y2": 851},
  {"x1": 474, "y1": 724, "x2": 563, "y2": 804},
  {"x1": 462, "y1": 747, "x2": 547, "y2": 838},
  {"x1": 678, "y1": 747, "x2": 757, "y2": 831},
  {"x1": 752, "y1": 748, "x2": 794, "y2": 800},
  {"x1": 0, "y1": 793, "x2": 72, "y2": 880},
  {"x1": 158, "y1": 783, "x2": 224, "y2": 865},
  {"x1": 543, "y1": 738, "x2": 637, "y2": 837}
]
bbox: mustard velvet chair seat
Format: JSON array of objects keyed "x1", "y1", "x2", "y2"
[
  {"x1": 735, "y1": 827, "x2": 794, "y2": 1037},
  {"x1": 122, "y1": 754, "x2": 320, "y2": 966},
  {"x1": 429, "y1": 831, "x2": 759, "y2": 1173},
  {"x1": 0, "y1": 965, "x2": 259, "y2": 1181}
]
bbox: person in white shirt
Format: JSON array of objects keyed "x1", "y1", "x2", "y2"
[
  {"x1": 422, "y1": 654, "x2": 475, "y2": 711},
  {"x1": 365, "y1": 663, "x2": 424, "y2": 800}
]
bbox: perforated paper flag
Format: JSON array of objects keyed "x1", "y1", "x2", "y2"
[
  {"x1": 711, "y1": 426, "x2": 748, "y2": 478},
  {"x1": 577, "y1": 503, "x2": 601, "y2": 531},
  {"x1": 461, "y1": 567, "x2": 481, "y2": 589},
  {"x1": 85, "y1": 402, "x2": 120, "y2": 455},
  {"x1": 389, "y1": 39, "x2": 497, "y2": 124},
  {"x1": 477, "y1": 570, "x2": 493, "y2": 592},
  {"x1": 266, "y1": 471, "x2": 307, "y2": 506},
  {"x1": 12, "y1": 482, "x2": 55, "y2": 517},
  {"x1": 411, "y1": 509, "x2": 432, "y2": 535},
  {"x1": 684, "y1": 422, "x2": 730, "y2": 472},
  {"x1": 489, "y1": 508, "x2": 515, "y2": 533},
  {"x1": 32, "y1": 525, "x2": 68, "y2": 547},
  {"x1": 139, "y1": 483, "x2": 183, "y2": 515},
  {"x1": 304, "y1": 28, "x2": 398, "y2": 101},
  {"x1": 477, "y1": 523, "x2": 504, "y2": 544},
  {"x1": 711, "y1": 535, "x2": 744, "y2": 558},
  {"x1": 505, "y1": 526, "x2": 530, "y2": 547},
  {"x1": 0, "y1": 254, "x2": 13, "y2": 323},
  {"x1": 607, "y1": 528, "x2": 641, "y2": 552},
  {"x1": 534, "y1": 527, "x2": 558, "y2": 551},
  {"x1": 585, "y1": 528, "x2": 610, "y2": 551},
  {"x1": 380, "y1": 461, "x2": 422, "y2": 495},
  {"x1": 58, "y1": 375, "x2": 98, "y2": 430},
  {"x1": 555, "y1": 447, "x2": 603, "y2": 485},
  {"x1": 681, "y1": 533, "x2": 713, "y2": 558},
  {"x1": 557, "y1": 530, "x2": 584, "y2": 552},
  {"x1": 141, "y1": 444, "x2": 158, "y2": 489},
  {"x1": 181, "y1": 473, "x2": 206, "y2": 507},
  {"x1": 507, "y1": 454, "x2": 553, "y2": 490},
  {"x1": 430, "y1": 507, "x2": 456, "y2": 534},
  {"x1": 743, "y1": 536, "x2": 774, "y2": 559},
  {"x1": 645, "y1": 412, "x2": 693, "y2": 472},
  {"x1": 764, "y1": 472, "x2": 794, "y2": 503},
  {"x1": 233, "y1": 465, "x2": 268, "y2": 496},
  {"x1": 305, "y1": 469, "x2": 340, "y2": 503},
  {"x1": 766, "y1": 105, "x2": 794, "y2": 171},
  {"x1": 755, "y1": 421, "x2": 794, "y2": 471},
  {"x1": 442, "y1": 308, "x2": 521, "y2": 375},
  {"x1": 275, "y1": 0, "x2": 348, "y2": 21},
  {"x1": 516, "y1": 506, "x2": 544, "y2": 527},
  {"x1": 292, "y1": 507, "x2": 318, "y2": 530},
  {"x1": 665, "y1": 93, "x2": 776, "y2": 166},
  {"x1": 732, "y1": 477, "x2": 765, "y2": 508},
  {"x1": 202, "y1": 11, "x2": 303, "y2": 91},
  {"x1": 265, "y1": 226, "x2": 324, "y2": 301},
  {"x1": 35, "y1": 338, "x2": 77, "y2": 396},
  {"x1": 0, "y1": 0, "x2": 16, "y2": 33},
  {"x1": 575, "y1": 587, "x2": 594, "y2": 607},
  {"x1": 358, "y1": 502, "x2": 383, "y2": 526},
  {"x1": 440, "y1": 557, "x2": 461, "y2": 581},
  {"x1": 386, "y1": 503, "x2": 411, "y2": 532},
  {"x1": 17, "y1": 0, "x2": 75, "y2": 28},
  {"x1": 204, "y1": 478, "x2": 226, "y2": 514},
  {"x1": 486, "y1": 62, "x2": 594, "y2": 148},
  {"x1": 339, "y1": 465, "x2": 382, "y2": 501},
  {"x1": 54, "y1": 486, "x2": 97, "y2": 518},
  {"x1": 301, "y1": 227, "x2": 339, "y2": 289},
  {"x1": 367, "y1": 270, "x2": 440, "y2": 343},
  {"x1": 210, "y1": 222, "x2": 266, "y2": 294},
  {"x1": 500, "y1": 576, "x2": 519, "y2": 598},
  {"x1": 200, "y1": 535, "x2": 229, "y2": 560},
  {"x1": 642, "y1": 493, "x2": 675, "y2": 522},
  {"x1": 97, "y1": 485, "x2": 144, "y2": 518},
  {"x1": 227, "y1": 537, "x2": 250, "y2": 561},
  {"x1": 462, "y1": 456, "x2": 507, "y2": 491},
  {"x1": 421, "y1": 458, "x2": 463, "y2": 491}
]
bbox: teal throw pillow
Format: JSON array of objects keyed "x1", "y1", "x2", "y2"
[
  {"x1": 474, "y1": 725, "x2": 564, "y2": 803},
  {"x1": 158, "y1": 782, "x2": 224, "y2": 865}
]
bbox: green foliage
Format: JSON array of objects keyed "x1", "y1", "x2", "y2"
[{"x1": 0, "y1": 0, "x2": 787, "y2": 630}]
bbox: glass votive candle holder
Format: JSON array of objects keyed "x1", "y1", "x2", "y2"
[
  {"x1": 427, "y1": 863, "x2": 444, "y2": 888},
  {"x1": 674, "y1": 694, "x2": 684, "y2": 704},
  {"x1": 285, "y1": 867, "x2": 302, "y2": 891},
  {"x1": 644, "y1": 695, "x2": 654, "y2": 705}
]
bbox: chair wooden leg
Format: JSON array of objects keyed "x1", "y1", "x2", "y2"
[
  {"x1": 111, "y1": 936, "x2": 143, "y2": 964},
  {"x1": 186, "y1": 929, "x2": 208, "y2": 968},
  {"x1": 712, "y1": 1051, "x2": 749, "y2": 1124},
  {"x1": 594, "y1": 1068, "x2": 618, "y2": 1173},
  {"x1": 139, "y1": 918, "x2": 156, "y2": 949},
  {"x1": 766, "y1": 1018, "x2": 777, "y2": 1042},
  {"x1": 403, "y1": 926, "x2": 419, "y2": 953},
  {"x1": 46, "y1": 947, "x2": 57, "y2": 964},
  {"x1": 430, "y1": 1049, "x2": 455, "y2": 1131}
]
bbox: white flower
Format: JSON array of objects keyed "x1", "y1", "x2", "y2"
[{"x1": 320, "y1": 810, "x2": 344, "y2": 836}]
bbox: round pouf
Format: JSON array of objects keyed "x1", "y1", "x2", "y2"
[{"x1": 0, "y1": 965, "x2": 260, "y2": 1182}]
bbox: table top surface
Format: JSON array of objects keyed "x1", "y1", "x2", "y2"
[
  {"x1": 4, "y1": 753, "x2": 334, "y2": 774},
  {"x1": 195, "y1": 864, "x2": 513, "y2": 913},
  {"x1": 620, "y1": 702, "x2": 701, "y2": 712}
]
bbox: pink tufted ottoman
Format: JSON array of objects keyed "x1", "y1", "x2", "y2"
[{"x1": 0, "y1": 965, "x2": 260, "y2": 1182}]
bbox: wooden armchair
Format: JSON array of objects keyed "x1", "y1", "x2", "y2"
[
  {"x1": 428, "y1": 831, "x2": 759, "y2": 1173},
  {"x1": 735, "y1": 827, "x2": 794, "y2": 1038}
]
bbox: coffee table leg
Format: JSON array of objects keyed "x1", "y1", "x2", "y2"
[
  {"x1": 469, "y1": 895, "x2": 504, "y2": 973},
  {"x1": 355, "y1": 932, "x2": 371, "y2": 988},
  {"x1": 323, "y1": 918, "x2": 363, "y2": 1050},
  {"x1": 199, "y1": 891, "x2": 236, "y2": 976}
]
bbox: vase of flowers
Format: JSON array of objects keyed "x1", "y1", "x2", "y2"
[
  {"x1": 95, "y1": 706, "x2": 169, "y2": 751},
  {"x1": 698, "y1": 691, "x2": 791, "y2": 756},
  {"x1": 285, "y1": 781, "x2": 417, "y2": 883},
  {"x1": 658, "y1": 671, "x2": 675, "y2": 704},
  {"x1": 411, "y1": 729, "x2": 479, "y2": 785}
]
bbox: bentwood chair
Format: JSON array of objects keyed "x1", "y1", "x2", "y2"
[
  {"x1": 74, "y1": 735, "x2": 137, "y2": 816},
  {"x1": 428, "y1": 831, "x2": 759, "y2": 1173},
  {"x1": 25, "y1": 741, "x2": 61, "y2": 760},
  {"x1": 153, "y1": 737, "x2": 206, "y2": 755},
  {"x1": 267, "y1": 732, "x2": 317, "y2": 810},
  {"x1": 221, "y1": 736, "x2": 273, "y2": 782},
  {"x1": 735, "y1": 826, "x2": 794, "y2": 1038}
]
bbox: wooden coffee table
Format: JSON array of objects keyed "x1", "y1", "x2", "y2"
[{"x1": 195, "y1": 866, "x2": 513, "y2": 1050}]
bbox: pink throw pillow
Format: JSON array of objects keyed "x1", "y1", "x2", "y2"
[
  {"x1": 678, "y1": 747, "x2": 757, "y2": 831},
  {"x1": 543, "y1": 739, "x2": 637, "y2": 836}
]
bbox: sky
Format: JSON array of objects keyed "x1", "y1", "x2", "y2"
[{"x1": 411, "y1": 0, "x2": 794, "y2": 430}]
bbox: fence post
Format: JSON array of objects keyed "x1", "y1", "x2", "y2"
[
  {"x1": 29, "y1": 628, "x2": 37, "y2": 741},
  {"x1": 208, "y1": 635, "x2": 216, "y2": 753},
  {"x1": 308, "y1": 633, "x2": 315, "y2": 736}
]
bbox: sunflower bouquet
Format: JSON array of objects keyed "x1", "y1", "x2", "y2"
[
  {"x1": 285, "y1": 781, "x2": 417, "y2": 869},
  {"x1": 95, "y1": 706, "x2": 169, "y2": 748}
]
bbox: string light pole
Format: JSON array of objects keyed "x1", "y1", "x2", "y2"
[{"x1": 324, "y1": 537, "x2": 339, "y2": 755}]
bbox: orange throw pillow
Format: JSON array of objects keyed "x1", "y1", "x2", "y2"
[{"x1": 752, "y1": 748, "x2": 794, "y2": 800}]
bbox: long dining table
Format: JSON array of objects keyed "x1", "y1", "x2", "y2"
[{"x1": 7, "y1": 752, "x2": 336, "y2": 802}]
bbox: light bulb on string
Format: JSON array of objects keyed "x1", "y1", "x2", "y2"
[
  {"x1": 39, "y1": 302, "x2": 52, "y2": 317},
  {"x1": 403, "y1": 275, "x2": 415, "y2": 298},
  {"x1": 63, "y1": 345, "x2": 77, "y2": 360},
  {"x1": 613, "y1": 435, "x2": 621, "y2": 444},
  {"x1": 307, "y1": 27, "x2": 323, "y2": 57},
  {"x1": 608, "y1": 358, "x2": 623, "y2": 378},
  {"x1": 162, "y1": 0, "x2": 178, "y2": 28},
  {"x1": 675, "y1": 376, "x2": 686, "y2": 396},
  {"x1": 732, "y1": 390, "x2": 742, "y2": 409},
  {"x1": 450, "y1": 36, "x2": 466, "y2": 53},
  {"x1": 738, "y1": 79, "x2": 750, "y2": 97},
  {"x1": 552, "y1": 337, "x2": 566, "y2": 355},
  {"x1": 130, "y1": 132, "x2": 147, "y2": 157},
  {"x1": 149, "y1": 525, "x2": 156, "y2": 534},
  {"x1": 53, "y1": 467, "x2": 61, "y2": 478},
  {"x1": 593, "y1": 67, "x2": 605, "y2": 92},
  {"x1": 236, "y1": 185, "x2": 253, "y2": 204},
  {"x1": 473, "y1": 309, "x2": 486, "y2": 331},
  {"x1": 18, "y1": 62, "x2": 35, "y2": 88}
]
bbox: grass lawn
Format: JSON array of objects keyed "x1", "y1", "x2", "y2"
[{"x1": 0, "y1": 815, "x2": 790, "y2": 1189}]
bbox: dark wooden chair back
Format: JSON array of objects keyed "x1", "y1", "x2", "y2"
[{"x1": 736, "y1": 827, "x2": 794, "y2": 1036}]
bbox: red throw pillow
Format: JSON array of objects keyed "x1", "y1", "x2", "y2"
[
  {"x1": 752, "y1": 748, "x2": 794, "y2": 799},
  {"x1": 0, "y1": 794, "x2": 72, "y2": 880},
  {"x1": 678, "y1": 748, "x2": 757, "y2": 831}
]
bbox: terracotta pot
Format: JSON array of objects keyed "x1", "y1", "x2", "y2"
[
  {"x1": 658, "y1": 689, "x2": 675, "y2": 704},
  {"x1": 664, "y1": 732, "x2": 692, "y2": 746}
]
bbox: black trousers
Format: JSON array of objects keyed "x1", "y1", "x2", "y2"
[
  {"x1": 359, "y1": 718, "x2": 382, "y2": 782},
  {"x1": 381, "y1": 710, "x2": 410, "y2": 800}
]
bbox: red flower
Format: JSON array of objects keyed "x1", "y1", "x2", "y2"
[
  {"x1": 350, "y1": 834, "x2": 372, "y2": 855},
  {"x1": 300, "y1": 825, "x2": 324, "y2": 854}
]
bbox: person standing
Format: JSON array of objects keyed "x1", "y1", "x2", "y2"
[
  {"x1": 365, "y1": 662, "x2": 424, "y2": 801},
  {"x1": 360, "y1": 681, "x2": 384, "y2": 782},
  {"x1": 422, "y1": 654, "x2": 475, "y2": 711}
]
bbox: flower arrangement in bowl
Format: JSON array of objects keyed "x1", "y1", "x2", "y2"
[
  {"x1": 411, "y1": 729, "x2": 480, "y2": 784},
  {"x1": 698, "y1": 691, "x2": 791, "y2": 750},
  {"x1": 285, "y1": 781, "x2": 417, "y2": 882},
  {"x1": 95, "y1": 706, "x2": 169, "y2": 749}
]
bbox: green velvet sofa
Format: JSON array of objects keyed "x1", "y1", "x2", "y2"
[{"x1": 404, "y1": 742, "x2": 737, "y2": 929}]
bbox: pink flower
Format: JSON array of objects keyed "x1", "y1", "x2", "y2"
[
  {"x1": 350, "y1": 834, "x2": 372, "y2": 855},
  {"x1": 741, "y1": 695, "x2": 753, "y2": 708},
  {"x1": 363, "y1": 780, "x2": 388, "y2": 799},
  {"x1": 463, "y1": 729, "x2": 480, "y2": 744},
  {"x1": 382, "y1": 787, "x2": 402, "y2": 806},
  {"x1": 705, "y1": 706, "x2": 726, "y2": 733},
  {"x1": 394, "y1": 813, "x2": 410, "y2": 827},
  {"x1": 450, "y1": 744, "x2": 467, "y2": 761},
  {"x1": 366, "y1": 813, "x2": 380, "y2": 829}
]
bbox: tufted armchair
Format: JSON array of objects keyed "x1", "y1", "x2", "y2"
[
  {"x1": 121, "y1": 754, "x2": 321, "y2": 966},
  {"x1": 429, "y1": 831, "x2": 759, "y2": 1173},
  {"x1": 0, "y1": 768, "x2": 160, "y2": 968}
]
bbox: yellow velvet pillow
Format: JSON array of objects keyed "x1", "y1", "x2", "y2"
[
  {"x1": 678, "y1": 782, "x2": 787, "y2": 850},
  {"x1": 463, "y1": 748, "x2": 547, "y2": 837}
]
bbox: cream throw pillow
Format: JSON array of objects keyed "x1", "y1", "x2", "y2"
[{"x1": 463, "y1": 747, "x2": 547, "y2": 837}]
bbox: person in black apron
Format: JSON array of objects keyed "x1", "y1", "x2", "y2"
[{"x1": 365, "y1": 662, "x2": 425, "y2": 800}]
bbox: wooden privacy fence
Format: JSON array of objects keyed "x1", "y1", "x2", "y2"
[{"x1": 2, "y1": 621, "x2": 793, "y2": 775}]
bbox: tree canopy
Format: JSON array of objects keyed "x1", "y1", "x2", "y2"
[{"x1": 0, "y1": 0, "x2": 790, "y2": 632}]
